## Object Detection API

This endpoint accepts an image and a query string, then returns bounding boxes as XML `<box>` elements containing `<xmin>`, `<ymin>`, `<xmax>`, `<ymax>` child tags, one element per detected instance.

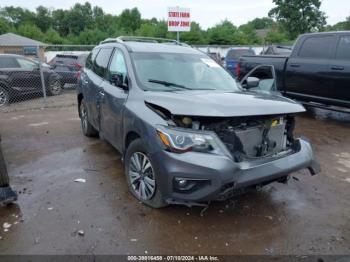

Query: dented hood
<box><xmin>144</xmin><ymin>90</ymin><xmax>305</xmax><ymax>117</ymax></box>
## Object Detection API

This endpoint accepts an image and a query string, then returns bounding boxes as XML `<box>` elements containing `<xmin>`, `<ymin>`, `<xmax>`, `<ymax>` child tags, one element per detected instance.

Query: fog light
<box><xmin>177</xmin><ymin>179</ymin><xmax>187</xmax><ymax>186</ymax></box>
<box><xmin>173</xmin><ymin>177</ymin><xmax>210</xmax><ymax>193</ymax></box>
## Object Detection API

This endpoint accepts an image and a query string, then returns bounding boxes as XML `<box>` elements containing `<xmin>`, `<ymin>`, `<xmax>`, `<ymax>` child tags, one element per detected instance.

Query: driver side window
<box><xmin>109</xmin><ymin>49</ymin><xmax>128</xmax><ymax>84</ymax></box>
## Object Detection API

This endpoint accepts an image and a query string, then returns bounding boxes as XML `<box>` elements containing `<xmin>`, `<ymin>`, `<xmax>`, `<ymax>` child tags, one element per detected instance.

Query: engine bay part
<box><xmin>172</xmin><ymin>115</ymin><xmax>295</xmax><ymax>162</ymax></box>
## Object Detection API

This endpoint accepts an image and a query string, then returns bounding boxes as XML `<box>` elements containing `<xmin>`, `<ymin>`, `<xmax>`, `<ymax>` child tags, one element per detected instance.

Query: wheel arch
<box><xmin>77</xmin><ymin>93</ymin><xmax>84</xmax><ymax>117</ymax></box>
<box><xmin>124</xmin><ymin>131</ymin><xmax>141</xmax><ymax>154</ymax></box>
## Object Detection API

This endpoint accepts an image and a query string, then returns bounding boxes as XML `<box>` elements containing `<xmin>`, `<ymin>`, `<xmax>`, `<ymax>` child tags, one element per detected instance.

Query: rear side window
<box><xmin>85</xmin><ymin>48</ymin><xmax>100</xmax><ymax>70</ymax></box>
<box><xmin>16</xmin><ymin>58</ymin><xmax>37</xmax><ymax>70</ymax></box>
<box><xmin>298</xmin><ymin>36</ymin><xmax>334</xmax><ymax>59</ymax></box>
<box><xmin>0</xmin><ymin>57</ymin><xmax>19</xmax><ymax>68</ymax></box>
<box><xmin>93</xmin><ymin>48</ymin><xmax>113</xmax><ymax>78</ymax></box>
<box><xmin>336</xmin><ymin>36</ymin><xmax>350</xmax><ymax>60</ymax></box>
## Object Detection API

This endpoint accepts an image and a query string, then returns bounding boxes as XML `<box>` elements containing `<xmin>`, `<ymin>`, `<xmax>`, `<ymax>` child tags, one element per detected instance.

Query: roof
<box><xmin>299</xmin><ymin>31</ymin><xmax>350</xmax><ymax>37</ymax></box>
<box><xmin>0</xmin><ymin>33</ymin><xmax>47</xmax><ymax>47</ymax></box>
<box><xmin>100</xmin><ymin>41</ymin><xmax>202</xmax><ymax>54</ymax></box>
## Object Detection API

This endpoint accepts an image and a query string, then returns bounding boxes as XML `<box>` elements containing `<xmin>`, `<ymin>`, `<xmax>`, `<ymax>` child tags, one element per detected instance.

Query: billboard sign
<box><xmin>167</xmin><ymin>7</ymin><xmax>191</xmax><ymax>32</ymax></box>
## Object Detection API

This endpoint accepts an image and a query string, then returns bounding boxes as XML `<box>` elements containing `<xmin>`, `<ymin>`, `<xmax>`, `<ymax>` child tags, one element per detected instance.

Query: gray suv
<box><xmin>77</xmin><ymin>36</ymin><xmax>320</xmax><ymax>208</ymax></box>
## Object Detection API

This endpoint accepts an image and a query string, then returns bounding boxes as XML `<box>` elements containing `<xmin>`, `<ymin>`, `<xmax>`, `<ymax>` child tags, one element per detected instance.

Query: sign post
<box><xmin>167</xmin><ymin>7</ymin><xmax>191</xmax><ymax>42</ymax></box>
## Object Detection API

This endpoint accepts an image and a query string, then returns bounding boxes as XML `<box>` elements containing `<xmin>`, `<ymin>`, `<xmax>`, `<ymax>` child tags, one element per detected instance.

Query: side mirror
<box><xmin>110</xmin><ymin>73</ymin><xmax>128</xmax><ymax>90</ymax></box>
<box><xmin>246</xmin><ymin>77</ymin><xmax>260</xmax><ymax>89</ymax></box>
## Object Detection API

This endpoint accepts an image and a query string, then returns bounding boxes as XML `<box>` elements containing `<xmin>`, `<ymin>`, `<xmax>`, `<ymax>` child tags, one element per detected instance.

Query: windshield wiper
<box><xmin>148</xmin><ymin>79</ymin><xmax>192</xmax><ymax>90</ymax></box>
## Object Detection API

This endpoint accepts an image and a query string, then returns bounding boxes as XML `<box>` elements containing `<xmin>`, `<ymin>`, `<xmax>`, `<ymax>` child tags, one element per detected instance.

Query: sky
<box><xmin>0</xmin><ymin>0</ymin><xmax>349</xmax><ymax>29</ymax></box>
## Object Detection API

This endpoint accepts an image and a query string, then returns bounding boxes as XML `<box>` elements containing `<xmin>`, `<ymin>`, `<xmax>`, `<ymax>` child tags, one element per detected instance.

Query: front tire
<box><xmin>47</xmin><ymin>77</ymin><xmax>62</xmax><ymax>96</ymax></box>
<box><xmin>79</xmin><ymin>99</ymin><xmax>98</xmax><ymax>137</ymax></box>
<box><xmin>124</xmin><ymin>139</ymin><xmax>167</xmax><ymax>208</ymax></box>
<box><xmin>0</xmin><ymin>86</ymin><xmax>9</xmax><ymax>107</ymax></box>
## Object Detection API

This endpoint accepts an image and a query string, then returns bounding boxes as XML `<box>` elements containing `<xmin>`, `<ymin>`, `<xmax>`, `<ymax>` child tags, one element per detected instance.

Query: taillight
<box><xmin>236</xmin><ymin>63</ymin><xmax>241</xmax><ymax>78</ymax></box>
<box><xmin>71</xmin><ymin>62</ymin><xmax>82</xmax><ymax>69</ymax></box>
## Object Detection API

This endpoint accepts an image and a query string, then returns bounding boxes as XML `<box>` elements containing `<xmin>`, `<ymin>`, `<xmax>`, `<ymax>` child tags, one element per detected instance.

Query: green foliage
<box><xmin>43</xmin><ymin>27</ymin><xmax>64</xmax><ymax>44</ymax></box>
<box><xmin>0</xmin><ymin>18</ymin><xmax>10</xmax><ymax>34</ymax></box>
<box><xmin>326</xmin><ymin>16</ymin><xmax>350</xmax><ymax>31</ymax></box>
<box><xmin>16</xmin><ymin>23</ymin><xmax>44</xmax><ymax>41</ymax></box>
<box><xmin>118</xmin><ymin>8</ymin><xmax>141</xmax><ymax>33</ymax></box>
<box><xmin>244</xmin><ymin>17</ymin><xmax>275</xmax><ymax>30</ymax></box>
<box><xmin>0</xmin><ymin>2</ymin><xmax>345</xmax><ymax>45</ymax></box>
<box><xmin>269</xmin><ymin>0</ymin><xmax>327</xmax><ymax>39</ymax></box>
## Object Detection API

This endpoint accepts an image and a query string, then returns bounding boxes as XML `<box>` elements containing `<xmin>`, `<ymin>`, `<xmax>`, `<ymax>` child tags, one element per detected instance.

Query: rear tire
<box><xmin>79</xmin><ymin>99</ymin><xmax>98</xmax><ymax>137</ymax></box>
<box><xmin>0</xmin><ymin>86</ymin><xmax>9</xmax><ymax>107</ymax></box>
<box><xmin>124</xmin><ymin>139</ymin><xmax>167</xmax><ymax>208</ymax></box>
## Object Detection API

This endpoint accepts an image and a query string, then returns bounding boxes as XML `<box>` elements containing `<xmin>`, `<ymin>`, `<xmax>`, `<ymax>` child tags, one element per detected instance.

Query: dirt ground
<box><xmin>0</xmin><ymin>104</ymin><xmax>349</xmax><ymax>255</ymax></box>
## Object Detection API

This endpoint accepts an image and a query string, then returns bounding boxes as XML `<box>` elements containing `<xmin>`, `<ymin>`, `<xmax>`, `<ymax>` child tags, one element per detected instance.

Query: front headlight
<box><xmin>156</xmin><ymin>126</ymin><xmax>231</xmax><ymax>156</ymax></box>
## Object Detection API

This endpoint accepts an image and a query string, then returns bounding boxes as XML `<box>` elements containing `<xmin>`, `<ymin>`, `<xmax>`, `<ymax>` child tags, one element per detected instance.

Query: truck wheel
<box><xmin>47</xmin><ymin>77</ymin><xmax>62</xmax><ymax>96</ymax></box>
<box><xmin>79</xmin><ymin>99</ymin><xmax>98</xmax><ymax>137</ymax></box>
<box><xmin>124</xmin><ymin>139</ymin><xmax>167</xmax><ymax>208</ymax></box>
<box><xmin>0</xmin><ymin>86</ymin><xmax>9</xmax><ymax>107</ymax></box>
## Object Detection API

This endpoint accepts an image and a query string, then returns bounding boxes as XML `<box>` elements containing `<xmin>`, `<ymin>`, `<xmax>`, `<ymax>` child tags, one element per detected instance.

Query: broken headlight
<box><xmin>156</xmin><ymin>126</ymin><xmax>230</xmax><ymax>156</ymax></box>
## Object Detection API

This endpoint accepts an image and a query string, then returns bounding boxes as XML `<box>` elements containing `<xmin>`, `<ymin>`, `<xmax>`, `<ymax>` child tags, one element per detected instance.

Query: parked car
<box><xmin>238</xmin><ymin>32</ymin><xmax>350</xmax><ymax>109</ymax></box>
<box><xmin>0</xmin><ymin>54</ymin><xmax>62</xmax><ymax>107</ymax></box>
<box><xmin>77</xmin><ymin>36</ymin><xmax>319</xmax><ymax>208</ymax></box>
<box><xmin>49</xmin><ymin>54</ymin><xmax>88</xmax><ymax>88</ymax></box>
<box><xmin>225</xmin><ymin>48</ymin><xmax>255</xmax><ymax>76</ymax></box>
<box><xmin>260</xmin><ymin>45</ymin><xmax>292</xmax><ymax>56</ymax></box>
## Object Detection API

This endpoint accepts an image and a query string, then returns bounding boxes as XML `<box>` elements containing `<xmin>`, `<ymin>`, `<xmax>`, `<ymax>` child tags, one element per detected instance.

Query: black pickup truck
<box><xmin>238</xmin><ymin>32</ymin><xmax>350</xmax><ymax>109</ymax></box>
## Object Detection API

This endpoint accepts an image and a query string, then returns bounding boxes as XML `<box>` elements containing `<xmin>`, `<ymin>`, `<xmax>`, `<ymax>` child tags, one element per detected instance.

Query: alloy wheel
<box><xmin>0</xmin><ymin>88</ymin><xmax>8</xmax><ymax>107</ymax></box>
<box><xmin>50</xmin><ymin>79</ymin><xmax>61</xmax><ymax>95</ymax></box>
<box><xmin>128</xmin><ymin>152</ymin><xmax>156</xmax><ymax>200</ymax></box>
<box><xmin>80</xmin><ymin>104</ymin><xmax>88</xmax><ymax>134</ymax></box>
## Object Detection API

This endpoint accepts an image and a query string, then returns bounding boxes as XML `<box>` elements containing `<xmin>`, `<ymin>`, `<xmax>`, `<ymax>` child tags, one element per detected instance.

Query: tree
<box><xmin>16</xmin><ymin>23</ymin><xmax>44</xmax><ymax>40</ymax></box>
<box><xmin>207</xmin><ymin>20</ymin><xmax>238</xmax><ymax>45</ymax></box>
<box><xmin>35</xmin><ymin>6</ymin><xmax>52</xmax><ymax>32</ymax></box>
<box><xmin>244</xmin><ymin>17</ymin><xmax>275</xmax><ymax>30</ymax></box>
<box><xmin>0</xmin><ymin>18</ymin><xmax>10</xmax><ymax>34</ymax></box>
<box><xmin>43</xmin><ymin>27</ymin><xmax>64</xmax><ymax>44</ymax></box>
<box><xmin>118</xmin><ymin>8</ymin><xmax>141</xmax><ymax>33</ymax></box>
<box><xmin>269</xmin><ymin>0</ymin><xmax>327</xmax><ymax>39</ymax></box>
<box><xmin>65</xmin><ymin>3</ymin><xmax>93</xmax><ymax>35</ymax></box>
<box><xmin>181</xmin><ymin>22</ymin><xmax>206</xmax><ymax>44</ymax></box>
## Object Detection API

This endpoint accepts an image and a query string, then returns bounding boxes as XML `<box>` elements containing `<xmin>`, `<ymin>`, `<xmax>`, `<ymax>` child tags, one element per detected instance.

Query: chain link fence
<box><xmin>0</xmin><ymin>45</ymin><xmax>93</xmax><ymax>112</ymax></box>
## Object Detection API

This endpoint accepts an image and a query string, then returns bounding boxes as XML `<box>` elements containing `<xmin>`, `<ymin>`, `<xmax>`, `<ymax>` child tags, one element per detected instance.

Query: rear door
<box><xmin>328</xmin><ymin>34</ymin><xmax>350</xmax><ymax>106</ymax></box>
<box><xmin>100</xmin><ymin>48</ymin><xmax>129</xmax><ymax>151</ymax></box>
<box><xmin>285</xmin><ymin>34</ymin><xmax>337</xmax><ymax>100</ymax></box>
<box><xmin>83</xmin><ymin>47</ymin><xmax>113</xmax><ymax>130</ymax></box>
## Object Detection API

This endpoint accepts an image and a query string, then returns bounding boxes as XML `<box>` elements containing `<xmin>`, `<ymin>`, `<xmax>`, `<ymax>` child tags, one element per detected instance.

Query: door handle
<box><xmin>331</xmin><ymin>66</ymin><xmax>344</xmax><ymax>71</ymax></box>
<box><xmin>83</xmin><ymin>79</ymin><xmax>89</xmax><ymax>84</ymax></box>
<box><xmin>290</xmin><ymin>64</ymin><xmax>300</xmax><ymax>68</ymax></box>
<box><xmin>99</xmin><ymin>91</ymin><xmax>105</xmax><ymax>97</ymax></box>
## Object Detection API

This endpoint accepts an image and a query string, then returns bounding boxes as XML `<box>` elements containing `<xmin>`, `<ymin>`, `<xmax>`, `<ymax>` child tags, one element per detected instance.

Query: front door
<box><xmin>100</xmin><ymin>48</ymin><xmax>129</xmax><ymax>152</ymax></box>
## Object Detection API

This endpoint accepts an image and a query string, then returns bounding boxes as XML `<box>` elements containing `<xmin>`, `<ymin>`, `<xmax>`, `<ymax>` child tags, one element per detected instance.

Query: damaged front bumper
<box><xmin>151</xmin><ymin>138</ymin><xmax>320</xmax><ymax>205</ymax></box>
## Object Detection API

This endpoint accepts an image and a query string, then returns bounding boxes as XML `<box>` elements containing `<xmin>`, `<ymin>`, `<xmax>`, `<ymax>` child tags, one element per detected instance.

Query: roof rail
<box><xmin>99</xmin><ymin>36</ymin><xmax>188</xmax><ymax>46</ymax></box>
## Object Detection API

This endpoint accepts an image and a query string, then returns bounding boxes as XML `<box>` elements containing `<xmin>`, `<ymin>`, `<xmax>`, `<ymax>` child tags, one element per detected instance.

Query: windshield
<box><xmin>132</xmin><ymin>52</ymin><xmax>240</xmax><ymax>92</ymax></box>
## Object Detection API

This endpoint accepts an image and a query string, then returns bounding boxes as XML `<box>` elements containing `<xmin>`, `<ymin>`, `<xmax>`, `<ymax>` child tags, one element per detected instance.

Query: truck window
<box><xmin>93</xmin><ymin>47</ymin><xmax>113</xmax><ymax>78</ymax></box>
<box><xmin>336</xmin><ymin>36</ymin><xmax>350</xmax><ymax>60</ymax></box>
<box><xmin>298</xmin><ymin>36</ymin><xmax>334</xmax><ymax>59</ymax></box>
